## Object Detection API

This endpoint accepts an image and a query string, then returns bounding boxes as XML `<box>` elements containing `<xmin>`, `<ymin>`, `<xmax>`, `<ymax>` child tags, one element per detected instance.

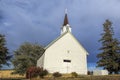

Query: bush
<box><xmin>53</xmin><ymin>72</ymin><xmax>62</xmax><ymax>77</ymax></box>
<box><xmin>71</xmin><ymin>72</ymin><xmax>78</xmax><ymax>77</ymax></box>
<box><xmin>26</xmin><ymin>66</ymin><xmax>48</xmax><ymax>79</ymax></box>
<box><xmin>39</xmin><ymin>69</ymin><xmax>48</xmax><ymax>78</ymax></box>
<box><xmin>87</xmin><ymin>71</ymin><xmax>93</xmax><ymax>75</ymax></box>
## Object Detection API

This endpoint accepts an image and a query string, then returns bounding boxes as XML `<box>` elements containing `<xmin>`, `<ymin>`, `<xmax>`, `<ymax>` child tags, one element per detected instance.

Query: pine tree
<box><xmin>97</xmin><ymin>20</ymin><xmax>120</xmax><ymax>74</ymax></box>
<box><xmin>0</xmin><ymin>34</ymin><xmax>11</xmax><ymax>69</ymax></box>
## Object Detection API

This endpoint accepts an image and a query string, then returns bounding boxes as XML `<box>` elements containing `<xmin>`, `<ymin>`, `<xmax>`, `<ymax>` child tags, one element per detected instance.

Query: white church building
<box><xmin>37</xmin><ymin>12</ymin><xmax>89</xmax><ymax>75</ymax></box>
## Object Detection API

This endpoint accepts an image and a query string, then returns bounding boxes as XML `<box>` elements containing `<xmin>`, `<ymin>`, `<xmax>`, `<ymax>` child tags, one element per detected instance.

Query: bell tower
<box><xmin>61</xmin><ymin>9</ymin><xmax>71</xmax><ymax>34</ymax></box>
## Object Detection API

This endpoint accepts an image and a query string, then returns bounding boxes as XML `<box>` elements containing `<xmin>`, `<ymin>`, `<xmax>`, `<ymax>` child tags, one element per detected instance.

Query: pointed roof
<box><xmin>44</xmin><ymin>31</ymin><xmax>88</xmax><ymax>55</ymax></box>
<box><xmin>63</xmin><ymin>10</ymin><xmax>69</xmax><ymax>26</ymax></box>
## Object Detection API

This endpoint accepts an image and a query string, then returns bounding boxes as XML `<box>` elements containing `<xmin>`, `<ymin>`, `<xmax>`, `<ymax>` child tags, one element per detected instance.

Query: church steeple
<box><xmin>63</xmin><ymin>11</ymin><xmax>69</xmax><ymax>26</ymax></box>
<box><xmin>61</xmin><ymin>9</ymin><xmax>71</xmax><ymax>35</ymax></box>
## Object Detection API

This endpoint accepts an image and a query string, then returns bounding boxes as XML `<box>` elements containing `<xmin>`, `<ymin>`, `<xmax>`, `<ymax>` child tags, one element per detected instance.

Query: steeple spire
<box><xmin>63</xmin><ymin>9</ymin><xmax>69</xmax><ymax>26</ymax></box>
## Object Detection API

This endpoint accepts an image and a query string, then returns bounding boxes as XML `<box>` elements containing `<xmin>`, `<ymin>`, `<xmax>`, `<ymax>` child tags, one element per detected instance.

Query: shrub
<box><xmin>26</xmin><ymin>66</ymin><xmax>48</xmax><ymax>79</ymax></box>
<box><xmin>26</xmin><ymin>66</ymin><xmax>38</xmax><ymax>78</ymax></box>
<box><xmin>71</xmin><ymin>72</ymin><xmax>78</xmax><ymax>77</ymax></box>
<box><xmin>87</xmin><ymin>71</ymin><xmax>93</xmax><ymax>75</ymax></box>
<box><xmin>39</xmin><ymin>69</ymin><xmax>48</xmax><ymax>78</ymax></box>
<box><xmin>53</xmin><ymin>72</ymin><xmax>62</xmax><ymax>77</ymax></box>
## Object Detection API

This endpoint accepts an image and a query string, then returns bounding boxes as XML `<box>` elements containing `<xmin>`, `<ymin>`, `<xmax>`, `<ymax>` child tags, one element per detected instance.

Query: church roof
<box><xmin>45</xmin><ymin>31</ymin><xmax>89</xmax><ymax>55</ymax></box>
<box><xmin>45</xmin><ymin>31</ymin><xmax>68</xmax><ymax>49</ymax></box>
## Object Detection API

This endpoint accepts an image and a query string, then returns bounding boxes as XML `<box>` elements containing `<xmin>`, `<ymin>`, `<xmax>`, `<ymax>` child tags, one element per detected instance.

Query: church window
<box><xmin>63</xmin><ymin>59</ymin><xmax>71</xmax><ymax>63</ymax></box>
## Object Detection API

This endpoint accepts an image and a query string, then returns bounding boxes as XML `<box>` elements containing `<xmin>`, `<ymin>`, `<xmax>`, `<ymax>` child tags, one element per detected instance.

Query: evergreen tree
<box><xmin>0</xmin><ymin>34</ymin><xmax>11</xmax><ymax>69</ymax></box>
<box><xmin>12</xmin><ymin>42</ymin><xmax>45</xmax><ymax>75</ymax></box>
<box><xmin>97</xmin><ymin>20</ymin><xmax>120</xmax><ymax>74</ymax></box>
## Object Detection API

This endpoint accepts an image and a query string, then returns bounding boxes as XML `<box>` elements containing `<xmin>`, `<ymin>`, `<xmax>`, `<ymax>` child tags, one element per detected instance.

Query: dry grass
<box><xmin>0</xmin><ymin>69</ymin><xmax>25</xmax><ymax>79</ymax></box>
<box><xmin>0</xmin><ymin>70</ymin><xmax>120</xmax><ymax>80</ymax></box>
<box><xmin>31</xmin><ymin>75</ymin><xmax>120</xmax><ymax>80</ymax></box>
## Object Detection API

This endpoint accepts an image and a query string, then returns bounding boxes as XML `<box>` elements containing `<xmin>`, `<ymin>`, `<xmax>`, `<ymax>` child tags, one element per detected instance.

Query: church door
<box><xmin>63</xmin><ymin>59</ymin><xmax>71</xmax><ymax>73</ymax></box>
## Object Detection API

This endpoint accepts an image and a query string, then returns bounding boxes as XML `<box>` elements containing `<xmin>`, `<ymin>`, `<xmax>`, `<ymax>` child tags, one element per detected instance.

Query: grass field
<box><xmin>0</xmin><ymin>69</ymin><xmax>25</xmax><ymax>79</ymax></box>
<box><xmin>0</xmin><ymin>70</ymin><xmax>120</xmax><ymax>80</ymax></box>
<box><xmin>30</xmin><ymin>75</ymin><xmax>120</xmax><ymax>80</ymax></box>
<box><xmin>1</xmin><ymin>75</ymin><xmax>120</xmax><ymax>80</ymax></box>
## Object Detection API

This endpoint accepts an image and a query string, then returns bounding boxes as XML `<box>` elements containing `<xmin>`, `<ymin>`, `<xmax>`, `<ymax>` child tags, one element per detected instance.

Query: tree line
<box><xmin>0</xmin><ymin>19</ymin><xmax>120</xmax><ymax>75</ymax></box>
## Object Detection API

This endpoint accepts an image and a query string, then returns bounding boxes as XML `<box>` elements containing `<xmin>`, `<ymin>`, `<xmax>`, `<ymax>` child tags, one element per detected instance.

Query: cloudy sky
<box><xmin>0</xmin><ymin>0</ymin><xmax>120</xmax><ymax>70</ymax></box>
